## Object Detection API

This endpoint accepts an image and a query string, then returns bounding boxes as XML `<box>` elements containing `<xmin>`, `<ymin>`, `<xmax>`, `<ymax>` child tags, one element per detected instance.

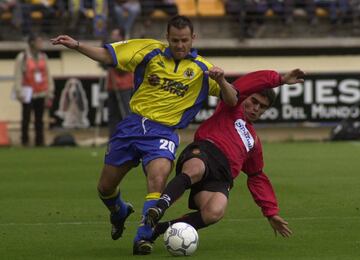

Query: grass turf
<box><xmin>0</xmin><ymin>141</ymin><xmax>360</xmax><ymax>259</ymax></box>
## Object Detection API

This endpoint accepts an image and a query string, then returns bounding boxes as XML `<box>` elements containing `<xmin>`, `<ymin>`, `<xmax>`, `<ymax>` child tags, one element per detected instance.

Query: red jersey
<box><xmin>194</xmin><ymin>70</ymin><xmax>282</xmax><ymax>217</ymax></box>
<box><xmin>22</xmin><ymin>53</ymin><xmax>49</xmax><ymax>94</ymax></box>
<box><xmin>106</xmin><ymin>68</ymin><xmax>134</xmax><ymax>91</ymax></box>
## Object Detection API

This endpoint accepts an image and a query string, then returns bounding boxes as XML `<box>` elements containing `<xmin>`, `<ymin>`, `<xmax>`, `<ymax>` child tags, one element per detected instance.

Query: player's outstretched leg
<box><xmin>150</xmin><ymin>221</ymin><xmax>171</xmax><ymax>242</ymax></box>
<box><xmin>133</xmin><ymin>239</ymin><xmax>153</xmax><ymax>255</ymax></box>
<box><xmin>144</xmin><ymin>206</ymin><xmax>164</xmax><ymax>227</ymax></box>
<box><xmin>110</xmin><ymin>202</ymin><xmax>134</xmax><ymax>240</ymax></box>
<box><xmin>152</xmin><ymin>211</ymin><xmax>208</xmax><ymax>241</ymax></box>
<box><xmin>144</xmin><ymin>173</ymin><xmax>192</xmax><ymax>227</ymax></box>
<box><xmin>98</xmin><ymin>188</ymin><xmax>134</xmax><ymax>240</ymax></box>
<box><xmin>133</xmin><ymin>192</ymin><xmax>160</xmax><ymax>255</ymax></box>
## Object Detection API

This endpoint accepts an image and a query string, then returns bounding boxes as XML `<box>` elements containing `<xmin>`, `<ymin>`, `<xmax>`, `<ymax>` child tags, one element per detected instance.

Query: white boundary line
<box><xmin>0</xmin><ymin>216</ymin><xmax>359</xmax><ymax>226</ymax></box>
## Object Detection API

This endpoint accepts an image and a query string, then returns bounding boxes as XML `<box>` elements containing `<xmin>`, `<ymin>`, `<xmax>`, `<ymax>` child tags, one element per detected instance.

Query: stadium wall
<box><xmin>1</xmin><ymin>48</ymin><xmax>360</xmax><ymax>126</ymax></box>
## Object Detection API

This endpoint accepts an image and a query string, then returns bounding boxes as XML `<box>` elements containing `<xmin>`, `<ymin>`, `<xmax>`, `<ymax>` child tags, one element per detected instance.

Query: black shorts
<box><xmin>176</xmin><ymin>140</ymin><xmax>233</xmax><ymax>210</ymax></box>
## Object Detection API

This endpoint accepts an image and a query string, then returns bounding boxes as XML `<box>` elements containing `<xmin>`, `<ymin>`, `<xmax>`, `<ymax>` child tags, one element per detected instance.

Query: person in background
<box><xmin>20</xmin><ymin>0</ymin><xmax>55</xmax><ymax>35</ymax></box>
<box><xmin>140</xmin><ymin>0</ymin><xmax>178</xmax><ymax>37</ymax></box>
<box><xmin>110</xmin><ymin>0</ymin><xmax>141</xmax><ymax>39</ymax></box>
<box><xmin>105</xmin><ymin>28</ymin><xmax>134</xmax><ymax>137</ymax></box>
<box><xmin>0</xmin><ymin>0</ymin><xmax>17</xmax><ymax>17</ymax></box>
<box><xmin>14</xmin><ymin>33</ymin><xmax>54</xmax><ymax>146</ymax></box>
<box><xmin>0</xmin><ymin>0</ymin><xmax>20</xmax><ymax>32</ymax></box>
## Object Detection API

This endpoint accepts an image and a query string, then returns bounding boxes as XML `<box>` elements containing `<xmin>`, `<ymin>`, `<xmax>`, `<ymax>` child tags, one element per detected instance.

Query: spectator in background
<box><xmin>140</xmin><ymin>0</ymin><xmax>178</xmax><ymax>37</ymax></box>
<box><xmin>109</xmin><ymin>0</ymin><xmax>141</xmax><ymax>39</ymax></box>
<box><xmin>266</xmin><ymin>0</ymin><xmax>289</xmax><ymax>24</ymax></box>
<box><xmin>0</xmin><ymin>0</ymin><xmax>16</xmax><ymax>15</ymax></box>
<box><xmin>55</xmin><ymin>0</ymin><xmax>94</xmax><ymax>35</ymax></box>
<box><xmin>104</xmin><ymin>28</ymin><xmax>134</xmax><ymax>137</ymax></box>
<box><xmin>314</xmin><ymin>0</ymin><xmax>350</xmax><ymax>25</ymax></box>
<box><xmin>13</xmin><ymin>33</ymin><xmax>54</xmax><ymax>146</ymax></box>
<box><xmin>21</xmin><ymin>0</ymin><xmax>56</xmax><ymax>35</ymax></box>
<box><xmin>226</xmin><ymin>0</ymin><xmax>269</xmax><ymax>39</ymax></box>
<box><xmin>350</xmin><ymin>0</ymin><xmax>360</xmax><ymax>33</ymax></box>
<box><xmin>281</xmin><ymin>0</ymin><xmax>317</xmax><ymax>25</ymax></box>
<box><xmin>0</xmin><ymin>0</ymin><xmax>22</xmax><ymax>30</ymax></box>
<box><xmin>141</xmin><ymin>0</ymin><xmax>178</xmax><ymax>17</ymax></box>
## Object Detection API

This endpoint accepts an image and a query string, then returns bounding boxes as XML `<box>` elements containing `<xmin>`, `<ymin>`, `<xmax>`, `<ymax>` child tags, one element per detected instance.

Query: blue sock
<box><xmin>134</xmin><ymin>192</ymin><xmax>160</xmax><ymax>242</ymax></box>
<box><xmin>99</xmin><ymin>190</ymin><xmax>128</xmax><ymax>218</ymax></box>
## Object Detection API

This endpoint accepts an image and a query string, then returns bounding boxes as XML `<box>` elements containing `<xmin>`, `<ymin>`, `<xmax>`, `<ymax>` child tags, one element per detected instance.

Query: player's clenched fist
<box><xmin>205</xmin><ymin>67</ymin><xmax>226</xmax><ymax>85</ymax></box>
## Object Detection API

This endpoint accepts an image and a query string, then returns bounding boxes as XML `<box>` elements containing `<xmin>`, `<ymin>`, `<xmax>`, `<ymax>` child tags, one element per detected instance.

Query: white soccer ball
<box><xmin>164</xmin><ymin>222</ymin><xmax>199</xmax><ymax>256</ymax></box>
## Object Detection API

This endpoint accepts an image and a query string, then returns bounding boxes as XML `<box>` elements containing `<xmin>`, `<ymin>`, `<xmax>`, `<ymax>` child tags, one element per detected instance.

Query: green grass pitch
<box><xmin>1</xmin><ymin>141</ymin><xmax>360</xmax><ymax>259</ymax></box>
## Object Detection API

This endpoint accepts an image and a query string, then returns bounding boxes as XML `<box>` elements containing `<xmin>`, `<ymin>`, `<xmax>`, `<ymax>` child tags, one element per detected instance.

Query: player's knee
<box><xmin>202</xmin><ymin>207</ymin><xmax>225</xmax><ymax>225</ymax></box>
<box><xmin>147</xmin><ymin>171</ymin><xmax>171</xmax><ymax>192</ymax></box>
<box><xmin>97</xmin><ymin>181</ymin><xmax>114</xmax><ymax>197</ymax></box>
<box><xmin>182</xmin><ymin>158</ymin><xmax>205</xmax><ymax>182</ymax></box>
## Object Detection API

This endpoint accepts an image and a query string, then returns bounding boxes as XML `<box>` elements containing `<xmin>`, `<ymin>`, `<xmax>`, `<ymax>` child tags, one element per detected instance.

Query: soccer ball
<box><xmin>164</xmin><ymin>222</ymin><xmax>199</xmax><ymax>256</ymax></box>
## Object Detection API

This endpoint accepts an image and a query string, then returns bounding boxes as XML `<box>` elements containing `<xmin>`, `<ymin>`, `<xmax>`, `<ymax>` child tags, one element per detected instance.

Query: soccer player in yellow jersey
<box><xmin>51</xmin><ymin>15</ymin><xmax>238</xmax><ymax>255</ymax></box>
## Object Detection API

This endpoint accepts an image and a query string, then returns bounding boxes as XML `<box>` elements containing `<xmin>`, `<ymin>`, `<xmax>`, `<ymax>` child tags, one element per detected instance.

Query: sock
<box><xmin>157</xmin><ymin>173</ymin><xmax>192</xmax><ymax>211</ymax></box>
<box><xmin>151</xmin><ymin>211</ymin><xmax>208</xmax><ymax>242</ymax></box>
<box><xmin>98</xmin><ymin>189</ymin><xmax>128</xmax><ymax>219</ymax></box>
<box><xmin>151</xmin><ymin>221</ymin><xmax>171</xmax><ymax>241</ymax></box>
<box><xmin>134</xmin><ymin>192</ymin><xmax>160</xmax><ymax>242</ymax></box>
<box><xmin>169</xmin><ymin>211</ymin><xmax>208</xmax><ymax>231</ymax></box>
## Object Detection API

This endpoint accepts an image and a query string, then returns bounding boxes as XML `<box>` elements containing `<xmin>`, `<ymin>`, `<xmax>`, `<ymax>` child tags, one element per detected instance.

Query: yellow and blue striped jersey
<box><xmin>104</xmin><ymin>39</ymin><xmax>220</xmax><ymax>128</ymax></box>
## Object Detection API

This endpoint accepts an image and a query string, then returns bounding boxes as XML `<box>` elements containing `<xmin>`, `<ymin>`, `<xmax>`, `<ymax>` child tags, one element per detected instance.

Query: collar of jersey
<box><xmin>163</xmin><ymin>47</ymin><xmax>198</xmax><ymax>59</ymax></box>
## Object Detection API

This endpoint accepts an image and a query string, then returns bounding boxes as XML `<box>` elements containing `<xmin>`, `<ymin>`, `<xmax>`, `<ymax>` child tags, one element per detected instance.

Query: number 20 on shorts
<box><xmin>159</xmin><ymin>139</ymin><xmax>175</xmax><ymax>154</ymax></box>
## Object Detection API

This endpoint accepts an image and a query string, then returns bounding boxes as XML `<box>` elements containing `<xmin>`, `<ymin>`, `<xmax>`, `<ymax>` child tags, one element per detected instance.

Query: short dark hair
<box><xmin>259</xmin><ymin>88</ymin><xmax>277</xmax><ymax>107</ymax></box>
<box><xmin>27</xmin><ymin>33</ymin><xmax>41</xmax><ymax>45</ymax></box>
<box><xmin>167</xmin><ymin>15</ymin><xmax>194</xmax><ymax>34</ymax></box>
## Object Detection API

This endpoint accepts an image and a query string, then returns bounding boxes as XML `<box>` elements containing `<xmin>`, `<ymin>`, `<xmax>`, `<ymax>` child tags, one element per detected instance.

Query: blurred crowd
<box><xmin>1</xmin><ymin>0</ymin><xmax>360</xmax><ymax>40</ymax></box>
<box><xmin>226</xmin><ymin>0</ymin><xmax>360</xmax><ymax>37</ymax></box>
<box><xmin>0</xmin><ymin>0</ymin><xmax>179</xmax><ymax>39</ymax></box>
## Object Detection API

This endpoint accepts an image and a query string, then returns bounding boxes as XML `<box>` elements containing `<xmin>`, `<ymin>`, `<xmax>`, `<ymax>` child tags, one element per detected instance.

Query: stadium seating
<box><xmin>175</xmin><ymin>0</ymin><xmax>197</xmax><ymax>17</ymax></box>
<box><xmin>197</xmin><ymin>0</ymin><xmax>225</xmax><ymax>17</ymax></box>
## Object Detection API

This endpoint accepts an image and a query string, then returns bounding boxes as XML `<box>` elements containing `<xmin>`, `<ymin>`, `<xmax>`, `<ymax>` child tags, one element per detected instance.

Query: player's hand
<box><xmin>205</xmin><ymin>67</ymin><xmax>226</xmax><ymax>85</ymax></box>
<box><xmin>268</xmin><ymin>215</ymin><xmax>292</xmax><ymax>238</ymax></box>
<box><xmin>281</xmin><ymin>68</ymin><xmax>305</xmax><ymax>85</ymax></box>
<box><xmin>50</xmin><ymin>35</ymin><xmax>79</xmax><ymax>50</ymax></box>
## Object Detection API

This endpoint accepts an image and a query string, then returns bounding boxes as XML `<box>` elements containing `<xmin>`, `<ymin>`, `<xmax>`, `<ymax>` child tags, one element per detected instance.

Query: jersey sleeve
<box><xmin>243</xmin><ymin>138</ymin><xmax>279</xmax><ymax>217</ymax></box>
<box><xmin>246</xmin><ymin>171</ymin><xmax>279</xmax><ymax>217</ymax></box>
<box><xmin>197</xmin><ymin>58</ymin><xmax>221</xmax><ymax>97</ymax></box>
<box><xmin>104</xmin><ymin>39</ymin><xmax>162</xmax><ymax>72</ymax></box>
<box><xmin>208</xmin><ymin>77</ymin><xmax>221</xmax><ymax>96</ymax></box>
<box><xmin>232</xmin><ymin>70</ymin><xmax>282</xmax><ymax>101</ymax></box>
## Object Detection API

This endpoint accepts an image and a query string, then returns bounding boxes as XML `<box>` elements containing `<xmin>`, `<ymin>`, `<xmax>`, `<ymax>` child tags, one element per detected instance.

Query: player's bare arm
<box><xmin>50</xmin><ymin>35</ymin><xmax>113</xmax><ymax>65</ymax></box>
<box><xmin>268</xmin><ymin>215</ymin><xmax>293</xmax><ymax>238</ymax></box>
<box><xmin>281</xmin><ymin>68</ymin><xmax>306</xmax><ymax>85</ymax></box>
<box><xmin>206</xmin><ymin>67</ymin><xmax>238</xmax><ymax>106</ymax></box>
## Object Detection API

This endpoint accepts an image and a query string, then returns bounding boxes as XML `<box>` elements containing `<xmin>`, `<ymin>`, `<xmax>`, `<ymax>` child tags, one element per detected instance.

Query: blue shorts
<box><xmin>104</xmin><ymin>113</ymin><xmax>179</xmax><ymax>169</ymax></box>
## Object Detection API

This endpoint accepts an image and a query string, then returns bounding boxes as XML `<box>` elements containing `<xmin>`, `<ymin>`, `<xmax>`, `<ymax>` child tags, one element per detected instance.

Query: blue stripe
<box><xmin>174</xmin><ymin>60</ymin><xmax>210</xmax><ymax>129</ymax></box>
<box><xmin>104</xmin><ymin>44</ymin><xmax>118</xmax><ymax>67</ymax></box>
<box><xmin>133</xmin><ymin>49</ymin><xmax>162</xmax><ymax>91</ymax></box>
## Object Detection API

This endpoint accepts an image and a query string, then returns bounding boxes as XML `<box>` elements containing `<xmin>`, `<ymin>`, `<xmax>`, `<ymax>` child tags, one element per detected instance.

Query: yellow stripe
<box><xmin>98</xmin><ymin>188</ymin><xmax>119</xmax><ymax>199</ymax></box>
<box><xmin>145</xmin><ymin>192</ymin><xmax>161</xmax><ymax>200</ymax></box>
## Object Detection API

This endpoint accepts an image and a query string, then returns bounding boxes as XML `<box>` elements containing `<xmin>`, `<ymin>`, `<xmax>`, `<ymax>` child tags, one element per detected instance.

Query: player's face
<box><xmin>32</xmin><ymin>37</ymin><xmax>43</xmax><ymax>50</ymax></box>
<box><xmin>110</xmin><ymin>29</ymin><xmax>123</xmax><ymax>41</ymax></box>
<box><xmin>167</xmin><ymin>26</ymin><xmax>195</xmax><ymax>60</ymax></box>
<box><xmin>242</xmin><ymin>93</ymin><xmax>270</xmax><ymax>122</ymax></box>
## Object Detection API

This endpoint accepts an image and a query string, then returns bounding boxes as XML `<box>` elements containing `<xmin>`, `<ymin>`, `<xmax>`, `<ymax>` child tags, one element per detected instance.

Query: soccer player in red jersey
<box><xmin>145</xmin><ymin>68</ymin><xmax>305</xmax><ymax>241</ymax></box>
